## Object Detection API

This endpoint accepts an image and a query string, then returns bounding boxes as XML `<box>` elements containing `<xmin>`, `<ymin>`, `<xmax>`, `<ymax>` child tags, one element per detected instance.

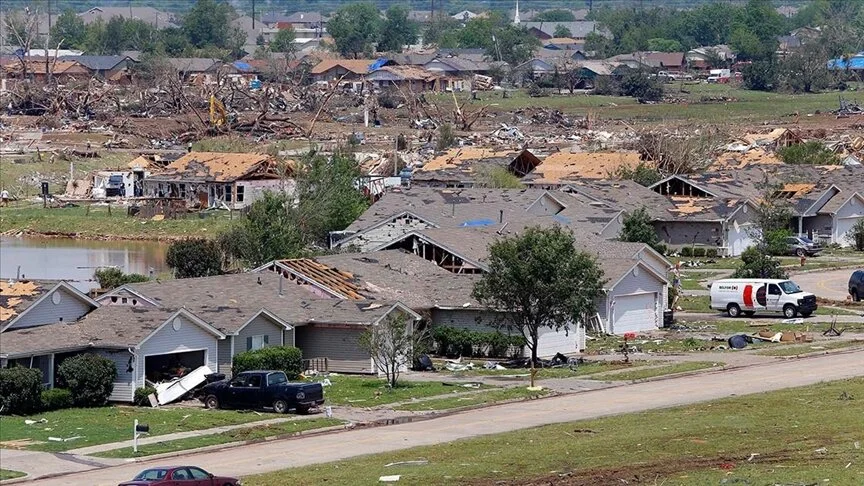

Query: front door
<box><xmin>766</xmin><ymin>284</ymin><xmax>783</xmax><ymax>311</ymax></box>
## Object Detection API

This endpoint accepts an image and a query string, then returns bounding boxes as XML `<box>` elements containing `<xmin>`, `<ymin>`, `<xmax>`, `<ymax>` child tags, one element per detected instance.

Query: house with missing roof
<box><xmin>142</xmin><ymin>152</ymin><xmax>291</xmax><ymax>209</ymax></box>
<box><xmin>410</xmin><ymin>148</ymin><xmax>543</xmax><ymax>188</ymax></box>
<box><xmin>1</xmin><ymin>273</ymin><xmax>420</xmax><ymax>401</ymax></box>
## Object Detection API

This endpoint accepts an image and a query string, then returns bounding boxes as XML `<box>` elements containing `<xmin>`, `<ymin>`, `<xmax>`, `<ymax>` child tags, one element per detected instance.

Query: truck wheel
<box><xmin>852</xmin><ymin>290</ymin><xmax>860</xmax><ymax>302</ymax></box>
<box><xmin>727</xmin><ymin>303</ymin><xmax>742</xmax><ymax>317</ymax></box>
<box><xmin>273</xmin><ymin>399</ymin><xmax>289</xmax><ymax>414</ymax></box>
<box><xmin>296</xmin><ymin>405</ymin><xmax>310</xmax><ymax>415</ymax></box>
<box><xmin>800</xmin><ymin>311</ymin><xmax>812</xmax><ymax>318</ymax></box>
<box><xmin>783</xmin><ymin>305</ymin><xmax>798</xmax><ymax>318</ymax></box>
<box><xmin>205</xmin><ymin>395</ymin><xmax>220</xmax><ymax>410</ymax></box>
<box><xmin>743</xmin><ymin>311</ymin><xmax>755</xmax><ymax>317</ymax></box>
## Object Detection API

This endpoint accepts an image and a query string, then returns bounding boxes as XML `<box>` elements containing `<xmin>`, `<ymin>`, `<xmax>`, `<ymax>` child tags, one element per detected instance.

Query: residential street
<box><xmin>792</xmin><ymin>268</ymin><xmax>859</xmax><ymax>301</ymax></box>
<box><xmin>19</xmin><ymin>349</ymin><xmax>864</xmax><ymax>486</ymax></box>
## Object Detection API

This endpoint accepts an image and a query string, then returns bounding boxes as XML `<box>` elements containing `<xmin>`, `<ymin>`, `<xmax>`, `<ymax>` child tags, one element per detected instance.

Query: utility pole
<box><xmin>252</xmin><ymin>0</ymin><xmax>256</xmax><ymax>29</ymax></box>
<box><xmin>431</xmin><ymin>0</ymin><xmax>434</xmax><ymax>21</ymax></box>
<box><xmin>129</xmin><ymin>0</ymin><xmax>133</xmax><ymax>20</ymax></box>
<box><xmin>48</xmin><ymin>0</ymin><xmax>52</xmax><ymax>31</ymax></box>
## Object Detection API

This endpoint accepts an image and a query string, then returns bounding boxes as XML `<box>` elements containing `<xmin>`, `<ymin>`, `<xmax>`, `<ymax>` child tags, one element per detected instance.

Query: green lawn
<box><xmin>393</xmin><ymin>387</ymin><xmax>551</xmax><ymax>412</ymax></box>
<box><xmin>589</xmin><ymin>361</ymin><xmax>722</xmax><ymax>381</ymax></box>
<box><xmin>312</xmin><ymin>376</ymin><xmax>491</xmax><ymax>407</ymax></box>
<box><xmin>0</xmin><ymin>406</ymin><xmax>282</xmax><ymax>452</ymax></box>
<box><xmin>0</xmin><ymin>469</ymin><xmax>26</xmax><ymax>480</ymax></box>
<box><xmin>675</xmin><ymin>294</ymin><xmax>711</xmax><ymax>312</ymax></box>
<box><xmin>0</xmin><ymin>204</ymin><xmax>234</xmax><ymax>240</ymax></box>
<box><xmin>0</xmin><ymin>153</ymin><xmax>135</xmax><ymax>198</ymax></box>
<box><xmin>243</xmin><ymin>378</ymin><xmax>864</xmax><ymax>486</ymax></box>
<box><xmin>440</xmin><ymin>360</ymin><xmax>636</xmax><ymax>379</ymax></box>
<box><xmin>94</xmin><ymin>418</ymin><xmax>342</xmax><ymax>459</ymax></box>
<box><xmin>756</xmin><ymin>339</ymin><xmax>864</xmax><ymax>357</ymax></box>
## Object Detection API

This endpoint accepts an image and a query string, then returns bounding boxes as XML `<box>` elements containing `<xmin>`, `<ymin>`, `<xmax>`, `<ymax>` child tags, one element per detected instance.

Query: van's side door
<box><xmin>766</xmin><ymin>284</ymin><xmax>783</xmax><ymax>311</ymax></box>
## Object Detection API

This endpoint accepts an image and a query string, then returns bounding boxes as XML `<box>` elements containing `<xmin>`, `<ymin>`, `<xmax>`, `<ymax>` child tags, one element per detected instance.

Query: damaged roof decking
<box><xmin>147</xmin><ymin>152</ymin><xmax>280</xmax><ymax>182</ymax></box>
<box><xmin>710</xmin><ymin>148</ymin><xmax>783</xmax><ymax>170</ymax></box>
<box><xmin>413</xmin><ymin>147</ymin><xmax>541</xmax><ymax>183</ymax></box>
<box><xmin>524</xmin><ymin>151</ymin><xmax>642</xmax><ymax>183</ymax></box>
<box><xmin>0</xmin><ymin>281</ymin><xmax>45</xmax><ymax>324</ymax></box>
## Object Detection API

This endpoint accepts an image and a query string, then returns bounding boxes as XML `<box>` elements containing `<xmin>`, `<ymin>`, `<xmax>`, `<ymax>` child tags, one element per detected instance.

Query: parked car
<box><xmin>710</xmin><ymin>278</ymin><xmax>817</xmax><ymax>318</ymax></box>
<box><xmin>199</xmin><ymin>370</ymin><xmax>324</xmax><ymax>414</ymax></box>
<box><xmin>850</xmin><ymin>269</ymin><xmax>864</xmax><ymax>301</ymax></box>
<box><xmin>118</xmin><ymin>466</ymin><xmax>240</xmax><ymax>486</ymax></box>
<box><xmin>786</xmin><ymin>236</ymin><xmax>823</xmax><ymax>257</ymax></box>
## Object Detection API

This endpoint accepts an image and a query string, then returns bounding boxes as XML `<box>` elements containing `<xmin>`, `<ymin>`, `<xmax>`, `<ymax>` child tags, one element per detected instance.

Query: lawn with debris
<box><xmin>244</xmin><ymin>378</ymin><xmax>864</xmax><ymax>486</ymax></box>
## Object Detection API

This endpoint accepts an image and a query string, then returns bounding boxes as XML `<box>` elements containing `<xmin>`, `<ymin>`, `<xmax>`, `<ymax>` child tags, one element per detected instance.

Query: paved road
<box><xmin>19</xmin><ymin>349</ymin><xmax>864</xmax><ymax>486</ymax></box>
<box><xmin>793</xmin><ymin>268</ymin><xmax>858</xmax><ymax>301</ymax></box>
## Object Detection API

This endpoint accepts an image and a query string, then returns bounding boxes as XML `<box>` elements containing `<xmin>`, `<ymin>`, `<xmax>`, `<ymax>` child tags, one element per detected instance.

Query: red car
<box><xmin>118</xmin><ymin>466</ymin><xmax>240</xmax><ymax>486</ymax></box>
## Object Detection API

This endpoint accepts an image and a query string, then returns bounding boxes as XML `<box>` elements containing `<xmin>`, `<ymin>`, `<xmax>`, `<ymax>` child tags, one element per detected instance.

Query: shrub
<box><xmin>436</xmin><ymin>123</ymin><xmax>455</xmax><ymax>151</ymax></box>
<box><xmin>56</xmin><ymin>354</ymin><xmax>117</xmax><ymax>407</ymax></box>
<box><xmin>777</xmin><ymin>141</ymin><xmax>839</xmax><ymax>166</ymax></box>
<box><xmin>166</xmin><ymin>238</ymin><xmax>223</xmax><ymax>279</ymax></box>
<box><xmin>680</xmin><ymin>246</ymin><xmax>693</xmax><ymax>257</ymax></box>
<box><xmin>41</xmin><ymin>388</ymin><xmax>73</xmax><ymax>411</ymax></box>
<box><xmin>134</xmin><ymin>386</ymin><xmax>156</xmax><ymax>407</ymax></box>
<box><xmin>732</xmin><ymin>245</ymin><xmax>788</xmax><ymax>279</ymax></box>
<box><xmin>654</xmin><ymin>243</ymin><xmax>668</xmax><ymax>256</ymax></box>
<box><xmin>693</xmin><ymin>247</ymin><xmax>707</xmax><ymax>258</ymax></box>
<box><xmin>431</xmin><ymin>326</ymin><xmax>525</xmax><ymax>358</ymax></box>
<box><xmin>848</xmin><ymin>219</ymin><xmax>864</xmax><ymax>251</ymax></box>
<box><xmin>0</xmin><ymin>367</ymin><xmax>43</xmax><ymax>415</ymax></box>
<box><xmin>232</xmin><ymin>346</ymin><xmax>303</xmax><ymax>379</ymax></box>
<box><xmin>94</xmin><ymin>267</ymin><xmax>148</xmax><ymax>290</ymax></box>
<box><xmin>706</xmin><ymin>248</ymin><xmax>719</xmax><ymax>258</ymax></box>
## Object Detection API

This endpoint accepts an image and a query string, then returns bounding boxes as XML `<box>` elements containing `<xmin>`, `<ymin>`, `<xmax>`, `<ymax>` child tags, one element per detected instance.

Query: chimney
<box><xmin>278</xmin><ymin>274</ymin><xmax>284</xmax><ymax>296</ymax></box>
<box><xmin>499</xmin><ymin>209</ymin><xmax>504</xmax><ymax>223</ymax></box>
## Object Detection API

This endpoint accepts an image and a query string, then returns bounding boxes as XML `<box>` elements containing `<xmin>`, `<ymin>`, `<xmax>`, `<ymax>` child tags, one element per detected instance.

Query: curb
<box><xmin>788</xmin><ymin>263</ymin><xmax>863</xmax><ymax>275</ymax></box>
<box><xmin>0</xmin><ymin>473</ymin><xmax>31</xmax><ymax>485</ymax></box>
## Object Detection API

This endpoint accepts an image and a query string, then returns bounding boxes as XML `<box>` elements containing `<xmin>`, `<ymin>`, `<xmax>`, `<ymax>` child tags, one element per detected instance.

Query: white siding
<box><xmin>294</xmin><ymin>326</ymin><xmax>373</xmax><ymax>374</ymax></box>
<box><xmin>608</xmin><ymin>264</ymin><xmax>665</xmax><ymax>333</ymax></box>
<box><xmin>834</xmin><ymin>197</ymin><xmax>864</xmax><ymax>247</ymax></box>
<box><xmin>7</xmin><ymin>287</ymin><xmax>94</xmax><ymax>330</ymax></box>
<box><xmin>430</xmin><ymin>309</ymin><xmax>499</xmax><ymax>333</ymax></box>
<box><xmin>138</xmin><ymin>314</ymin><xmax>219</xmax><ymax>388</ymax></box>
<box><xmin>95</xmin><ymin>349</ymin><xmax>136</xmax><ymax>402</ymax></box>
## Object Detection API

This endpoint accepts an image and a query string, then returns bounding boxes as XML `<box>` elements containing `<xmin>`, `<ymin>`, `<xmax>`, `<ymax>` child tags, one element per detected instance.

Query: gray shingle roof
<box><xmin>522</xmin><ymin>21</ymin><xmax>608</xmax><ymax>39</ymax></box>
<box><xmin>58</xmin><ymin>55</ymin><xmax>131</xmax><ymax>71</ymax></box>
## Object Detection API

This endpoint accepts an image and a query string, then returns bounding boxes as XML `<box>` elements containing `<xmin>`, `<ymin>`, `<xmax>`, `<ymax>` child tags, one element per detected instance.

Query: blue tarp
<box><xmin>368</xmin><ymin>58</ymin><xmax>389</xmax><ymax>72</ymax></box>
<box><xmin>827</xmin><ymin>55</ymin><xmax>864</xmax><ymax>70</ymax></box>
<box><xmin>460</xmin><ymin>218</ymin><xmax>496</xmax><ymax>227</ymax></box>
<box><xmin>233</xmin><ymin>61</ymin><xmax>252</xmax><ymax>72</ymax></box>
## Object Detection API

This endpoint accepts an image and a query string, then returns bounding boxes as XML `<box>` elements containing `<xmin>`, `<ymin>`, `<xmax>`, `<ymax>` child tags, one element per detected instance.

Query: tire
<box><xmin>727</xmin><ymin>303</ymin><xmax>742</xmax><ymax>318</ymax></box>
<box><xmin>796</xmin><ymin>248</ymin><xmax>805</xmax><ymax>257</ymax></box>
<box><xmin>743</xmin><ymin>311</ymin><xmax>755</xmax><ymax>317</ymax></box>
<box><xmin>800</xmin><ymin>311</ymin><xmax>812</xmax><ymax>318</ymax></box>
<box><xmin>204</xmin><ymin>395</ymin><xmax>220</xmax><ymax>410</ymax></box>
<box><xmin>783</xmin><ymin>304</ymin><xmax>798</xmax><ymax>318</ymax></box>
<box><xmin>852</xmin><ymin>289</ymin><xmax>860</xmax><ymax>302</ymax></box>
<box><xmin>296</xmin><ymin>405</ymin><xmax>310</xmax><ymax>415</ymax></box>
<box><xmin>273</xmin><ymin>399</ymin><xmax>289</xmax><ymax>414</ymax></box>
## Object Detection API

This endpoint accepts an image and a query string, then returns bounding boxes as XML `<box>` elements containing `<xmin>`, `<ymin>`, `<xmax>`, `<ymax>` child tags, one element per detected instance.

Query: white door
<box><xmin>728</xmin><ymin>221</ymin><xmax>756</xmax><ymax>256</ymax></box>
<box><xmin>535</xmin><ymin>327</ymin><xmax>577</xmax><ymax>357</ymax></box>
<box><xmin>612</xmin><ymin>293</ymin><xmax>658</xmax><ymax>334</ymax></box>
<box><xmin>836</xmin><ymin>216</ymin><xmax>861</xmax><ymax>247</ymax></box>
<box><xmin>766</xmin><ymin>283</ymin><xmax>783</xmax><ymax>311</ymax></box>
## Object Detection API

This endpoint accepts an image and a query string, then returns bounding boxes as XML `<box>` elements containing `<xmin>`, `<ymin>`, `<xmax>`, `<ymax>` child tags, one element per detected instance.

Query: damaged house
<box><xmin>411</xmin><ymin>148</ymin><xmax>542</xmax><ymax>188</ymax></box>
<box><xmin>142</xmin><ymin>152</ymin><xmax>292</xmax><ymax>209</ymax></box>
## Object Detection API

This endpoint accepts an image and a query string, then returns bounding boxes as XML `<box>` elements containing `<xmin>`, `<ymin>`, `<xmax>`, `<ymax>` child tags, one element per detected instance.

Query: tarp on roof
<box><xmin>233</xmin><ymin>61</ymin><xmax>252</xmax><ymax>71</ymax></box>
<box><xmin>369</xmin><ymin>58</ymin><xmax>389</xmax><ymax>71</ymax></box>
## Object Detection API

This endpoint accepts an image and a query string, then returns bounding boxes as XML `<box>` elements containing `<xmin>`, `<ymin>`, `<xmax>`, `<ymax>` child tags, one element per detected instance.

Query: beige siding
<box><xmin>138</xmin><ymin>314</ymin><xmax>219</xmax><ymax>388</ymax></box>
<box><xmin>430</xmin><ymin>309</ymin><xmax>499</xmax><ymax>333</ymax></box>
<box><xmin>294</xmin><ymin>326</ymin><xmax>372</xmax><ymax>374</ymax></box>
<box><xmin>217</xmin><ymin>337</ymin><xmax>233</xmax><ymax>377</ymax></box>
<box><xmin>95</xmin><ymin>349</ymin><xmax>136</xmax><ymax>402</ymax></box>
<box><xmin>235</xmin><ymin>315</ymin><xmax>285</xmax><ymax>354</ymax></box>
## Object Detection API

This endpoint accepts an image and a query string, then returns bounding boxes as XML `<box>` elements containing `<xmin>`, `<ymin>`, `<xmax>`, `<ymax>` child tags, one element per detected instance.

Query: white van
<box><xmin>710</xmin><ymin>278</ymin><xmax>817</xmax><ymax>318</ymax></box>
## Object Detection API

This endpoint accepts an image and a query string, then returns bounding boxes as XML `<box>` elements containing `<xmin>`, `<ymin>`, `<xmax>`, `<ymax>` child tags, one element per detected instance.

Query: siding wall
<box><xmin>337</xmin><ymin>215</ymin><xmax>433</xmax><ymax>251</ymax></box>
<box><xmin>654</xmin><ymin>221</ymin><xmax>723</xmax><ymax>247</ymax></box>
<box><xmin>235</xmin><ymin>315</ymin><xmax>285</xmax><ymax>353</ymax></box>
<box><xmin>95</xmin><ymin>349</ymin><xmax>136</xmax><ymax>402</ymax></box>
<box><xmin>834</xmin><ymin>197</ymin><xmax>864</xmax><ymax>244</ymax></box>
<box><xmin>98</xmin><ymin>289</ymin><xmax>154</xmax><ymax>308</ymax></box>
<box><xmin>284</xmin><ymin>328</ymin><xmax>295</xmax><ymax>347</ymax></box>
<box><xmin>802</xmin><ymin>214</ymin><xmax>833</xmax><ymax>238</ymax></box>
<box><xmin>608</xmin><ymin>265</ymin><xmax>666</xmax><ymax>329</ymax></box>
<box><xmin>526</xmin><ymin>194</ymin><xmax>565</xmax><ymax>216</ymax></box>
<box><xmin>294</xmin><ymin>326</ymin><xmax>372</xmax><ymax>374</ymax></box>
<box><xmin>138</xmin><ymin>314</ymin><xmax>219</xmax><ymax>388</ymax></box>
<box><xmin>8</xmin><ymin>287</ymin><xmax>94</xmax><ymax>329</ymax></box>
<box><xmin>430</xmin><ymin>309</ymin><xmax>500</xmax><ymax>333</ymax></box>
<box><xmin>217</xmin><ymin>337</ymin><xmax>233</xmax><ymax>377</ymax></box>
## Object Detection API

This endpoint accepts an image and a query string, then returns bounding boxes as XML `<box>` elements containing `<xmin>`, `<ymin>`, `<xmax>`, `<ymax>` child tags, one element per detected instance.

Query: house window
<box><xmin>179</xmin><ymin>184</ymin><xmax>187</xmax><ymax>198</ymax></box>
<box><xmin>236</xmin><ymin>185</ymin><xmax>245</xmax><ymax>203</ymax></box>
<box><xmin>225</xmin><ymin>185</ymin><xmax>233</xmax><ymax>202</ymax></box>
<box><xmin>121</xmin><ymin>297</ymin><xmax>128</xmax><ymax>304</ymax></box>
<box><xmin>248</xmin><ymin>334</ymin><xmax>268</xmax><ymax>350</ymax></box>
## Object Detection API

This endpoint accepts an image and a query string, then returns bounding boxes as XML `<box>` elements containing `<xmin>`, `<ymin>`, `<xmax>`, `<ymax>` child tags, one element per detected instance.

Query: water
<box><xmin>0</xmin><ymin>236</ymin><xmax>169</xmax><ymax>291</ymax></box>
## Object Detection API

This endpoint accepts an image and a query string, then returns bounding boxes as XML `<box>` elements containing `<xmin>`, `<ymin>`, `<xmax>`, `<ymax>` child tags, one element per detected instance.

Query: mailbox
<box><xmin>135</xmin><ymin>423</ymin><xmax>149</xmax><ymax>433</ymax></box>
<box><xmin>41</xmin><ymin>182</ymin><xmax>49</xmax><ymax>196</ymax></box>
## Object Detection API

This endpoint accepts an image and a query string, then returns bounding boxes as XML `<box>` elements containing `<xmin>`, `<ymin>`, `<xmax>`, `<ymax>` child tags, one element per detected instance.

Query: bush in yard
<box><xmin>706</xmin><ymin>248</ymin><xmax>719</xmax><ymax>258</ymax></box>
<box><xmin>432</xmin><ymin>326</ymin><xmax>525</xmax><ymax>358</ymax></box>
<box><xmin>232</xmin><ymin>346</ymin><xmax>303</xmax><ymax>379</ymax></box>
<box><xmin>56</xmin><ymin>354</ymin><xmax>117</xmax><ymax>407</ymax></box>
<box><xmin>166</xmin><ymin>238</ymin><xmax>223</xmax><ymax>279</ymax></box>
<box><xmin>849</xmin><ymin>219</ymin><xmax>864</xmax><ymax>251</ymax></box>
<box><xmin>777</xmin><ymin>141</ymin><xmax>839</xmax><ymax>166</ymax></box>
<box><xmin>41</xmin><ymin>388</ymin><xmax>73</xmax><ymax>411</ymax></box>
<box><xmin>732</xmin><ymin>246</ymin><xmax>788</xmax><ymax>279</ymax></box>
<box><xmin>692</xmin><ymin>247</ymin><xmax>706</xmax><ymax>258</ymax></box>
<box><xmin>0</xmin><ymin>367</ymin><xmax>43</xmax><ymax>415</ymax></box>
<box><xmin>680</xmin><ymin>247</ymin><xmax>693</xmax><ymax>257</ymax></box>
<box><xmin>134</xmin><ymin>386</ymin><xmax>156</xmax><ymax>407</ymax></box>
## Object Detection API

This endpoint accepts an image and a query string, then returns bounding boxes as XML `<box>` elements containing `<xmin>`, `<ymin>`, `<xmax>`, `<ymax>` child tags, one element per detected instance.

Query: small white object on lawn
<box><xmin>379</xmin><ymin>475</ymin><xmax>401</xmax><ymax>482</ymax></box>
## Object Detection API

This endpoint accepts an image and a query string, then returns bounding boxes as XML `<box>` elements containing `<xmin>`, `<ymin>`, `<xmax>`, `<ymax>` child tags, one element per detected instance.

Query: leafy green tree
<box><xmin>553</xmin><ymin>25</ymin><xmax>572</xmax><ymax>38</ymax></box>
<box><xmin>327</xmin><ymin>2</ymin><xmax>382</xmax><ymax>58</ymax></box>
<box><xmin>742</xmin><ymin>59</ymin><xmax>779</xmax><ymax>91</ymax></box>
<box><xmin>359</xmin><ymin>314</ymin><xmax>427</xmax><ymax>388</ymax></box>
<box><xmin>781</xmin><ymin>42</ymin><xmax>832</xmax><ymax>93</ymax></box>
<box><xmin>94</xmin><ymin>267</ymin><xmax>149</xmax><ymax>290</ymax></box>
<box><xmin>166</xmin><ymin>238</ymin><xmax>223</xmax><ymax>279</ymax></box>
<box><xmin>472</xmin><ymin>226</ymin><xmax>605</xmax><ymax>370</ymax></box>
<box><xmin>754</xmin><ymin>187</ymin><xmax>794</xmax><ymax>256</ymax></box>
<box><xmin>423</xmin><ymin>16</ymin><xmax>461</xmax><ymax>48</ymax></box>
<box><xmin>618</xmin><ymin>207</ymin><xmax>663</xmax><ymax>252</ymax></box>
<box><xmin>732</xmin><ymin>246</ymin><xmax>787</xmax><ymax>279</ymax></box>
<box><xmin>619</xmin><ymin>70</ymin><xmax>664</xmax><ymax>101</ymax></box>
<box><xmin>270</xmin><ymin>27</ymin><xmax>297</xmax><ymax>56</ymax></box>
<box><xmin>51</xmin><ymin>9</ymin><xmax>87</xmax><ymax>49</ymax></box>
<box><xmin>534</xmin><ymin>9</ymin><xmax>576</xmax><ymax>22</ymax></box>
<box><xmin>614</xmin><ymin>161</ymin><xmax>662</xmax><ymax>187</ymax></box>
<box><xmin>183</xmin><ymin>0</ymin><xmax>244</xmax><ymax>55</ymax></box>
<box><xmin>82</xmin><ymin>18</ymin><xmax>108</xmax><ymax>55</ymax></box>
<box><xmin>104</xmin><ymin>15</ymin><xmax>126</xmax><ymax>55</ymax></box>
<box><xmin>646</xmin><ymin>38</ymin><xmax>683</xmax><ymax>52</ymax></box>
<box><xmin>777</xmin><ymin>141</ymin><xmax>839</xmax><ymax>165</ymax></box>
<box><xmin>486</xmin><ymin>24</ymin><xmax>541</xmax><ymax>65</ymax></box>
<box><xmin>730</xmin><ymin>26</ymin><xmax>767</xmax><ymax>61</ymax></box>
<box><xmin>218</xmin><ymin>192</ymin><xmax>304</xmax><ymax>267</ymax></box>
<box><xmin>740</xmin><ymin>0</ymin><xmax>788</xmax><ymax>44</ymax></box>
<box><xmin>848</xmin><ymin>219</ymin><xmax>864</xmax><ymax>251</ymax></box>
<box><xmin>158</xmin><ymin>27</ymin><xmax>191</xmax><ymax>55</ymax></box>
<box><xmin>123</xmin><ymin>18</ymin><xmax>157</xmax><ymax>52</ymax></box>
<box><xmin>378</xmin><ymin>5</ymin><xmax>419</xmax><ymax>53</ymax></box>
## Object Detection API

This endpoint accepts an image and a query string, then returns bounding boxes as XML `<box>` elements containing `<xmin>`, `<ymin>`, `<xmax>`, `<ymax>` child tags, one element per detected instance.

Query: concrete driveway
<box><xmin>792</xmin><ymin>268</ymin><xmax>859</xmax><ymax>301</ymax></box>
<box><xmin>19</xmin><ymin>349</ymin><xmax>864</xmax><ymax>486</ymax></box>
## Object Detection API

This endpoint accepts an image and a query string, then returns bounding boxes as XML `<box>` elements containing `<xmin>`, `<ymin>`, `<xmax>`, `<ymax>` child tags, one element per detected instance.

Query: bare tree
<box><xmin>358</xmin><ymin>314</ymin><xmax>426</xmax><ymax>388</ymax></box>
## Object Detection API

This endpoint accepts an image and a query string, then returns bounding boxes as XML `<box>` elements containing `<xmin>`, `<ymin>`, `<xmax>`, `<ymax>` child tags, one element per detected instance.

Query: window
<box><xmin>236</xmin><ymin>185</ymin><xmax>245</xmax><ymax>203</ymax></box>
<box><xmin>225</xmin><ymin>184</ymin><xmax>233</xmax><ymax>202</ymax></box>
<box><xmin>246</xmin><ymin>375</ymin><xmax>262</xmax><ymax>387</ymax></box>
<box><xmin>179</xmin><ymin>184</ymin><xmax>187</xmax><ymax>198</ymax></box>
<box><xmin>249</xmin><ymin>334</ymin><xmax>268</xmax><ymax>350</ymax></box>
<box><xmin>768</xmin><ymin>284</ymin><xmax>782</xmax><ymax>295</ymax></box>
<box><xmin>779</xmin><ymin>281</ymin><xmax>801</xmax><ymax>294</ymax></box>
<box><xmin>187</xmin><ymin>467</ymin><xmax>210</xmax><ymax>480</ymax></box>
<box><xmin>171</xmin><ymin>469</ymin><xmax>190</xmax><ymax>480</ymax></box>
<box><xmin>267</xmin><ymin>372</ymin><xmax>288</xmax><ymax>386</ymax></box>
<box><xmin>230</xmin><ymin>375</ymin><xmax>247</xmax><ymax>387</ymax></box>
<box><xmin>121</xmin><ymin>297</ymin><xmax>128</xmax><ymax>304</ymax></box>
<box><xmin>133</xmin><ymin>469</ymin><xmax>168</xmax><ymax>480</ymax></box>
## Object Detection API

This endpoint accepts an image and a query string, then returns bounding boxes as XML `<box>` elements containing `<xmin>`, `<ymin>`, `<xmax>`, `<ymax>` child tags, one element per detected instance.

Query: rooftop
<box><xmin>149</xmin><ymin>152</ymin><xmax>279</xmax><ymax>182</ymax></box>
<box><xmin>524</xmin><ymin>151</ymin><xmax>642</xmax><ymax>183</ymax></box>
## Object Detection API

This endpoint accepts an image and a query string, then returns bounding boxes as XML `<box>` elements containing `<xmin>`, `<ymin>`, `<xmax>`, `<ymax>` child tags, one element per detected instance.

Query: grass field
<box><xmin>244</xmin><ymin>377</ymin><xmax>864</xmax><ymax>486</ymax></box>
<box><xmin>311</xmin><ymin>376</ymin><xmax>492</xmax><ymax>407</ymax></box>
<box><xmin>0</xmin><ymin>153</ymin><xmax>135</xmax><ymax>198</ymax></box>
<box><xmin>0</xmin><ymin>469</ymin><xmax>25</xmax><ymax>480</ymax></box>
<box><xmin>393</xmin><ymin>387</ymin><xmax>551</xmax><ymax>412</ymax></box>
<box><xmin>756</xmin><ymin>339</ymin><xmax>864</xmax><ymax>357</ymax></box>
<box><xmin>589</xmin><ymin>361</ymin><xmax>722</xmax><ymax>381</ymax></box>
<box><xmin>94</xmin><ymin>418</ymin><xmax>342</xmax><ymax>459</ymax></box>
<box><xmin>0</xmin><ymin>406</ymin><xmax>281</xmax><ymax>452</ymax></box>
<box><xmin>0</xmin><ymin>204</ymin><xmax>234</xmax><ymax>240</ymax></box>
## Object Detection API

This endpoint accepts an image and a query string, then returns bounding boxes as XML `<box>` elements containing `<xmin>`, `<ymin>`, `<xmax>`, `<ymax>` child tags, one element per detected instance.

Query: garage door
<box><xmin>728</xmin><ymin>222</ymin><xmax>756</xmax><ymax>256</ymax></box>
<box><xmin>535</xmin><ymin>327</ymin><xmax>577</xmax><ymax>358</ymax></box>
<box><xmin>836</xmin><ymin>217</ymin><xmax>861</xmax><ymax>247</ymax></box>
<box><xmin>612</xmin><ymin>293</ymin><xmax>658</xmax><ymax>334</ymax></box>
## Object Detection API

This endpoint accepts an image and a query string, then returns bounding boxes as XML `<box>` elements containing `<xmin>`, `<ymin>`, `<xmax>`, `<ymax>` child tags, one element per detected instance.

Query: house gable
<box><xmin>527</xmin><ymin>192</ymin><xmax>566</xmax><ymax>216</ymax></box>
<box><xmin>650</xmin><ymin>176</ymin><xmax>717</xmax><ymax>198</ymax></box>
<box><xmin>332</xmin><ymin>211</ymin><xmax>438</xmax><ymax>251</ymax></box>
<box><xmin>96</xmin><ymin>288</ymin><xmax>158</xmax><ymax>308</ymax></box>
<box><xmin>375</xmin><ymin>232</ymin><xmax>487</xmax><ymax>274</ymax></box>
<box><xmin>234</xmin><ymin>310</ymin><xmax>290</xmax><ymax>354</ymax></box>
<box><xmin>2</xmin><ymin>282</ymin><xmax>98</xmax><ymax>332</ymax></box>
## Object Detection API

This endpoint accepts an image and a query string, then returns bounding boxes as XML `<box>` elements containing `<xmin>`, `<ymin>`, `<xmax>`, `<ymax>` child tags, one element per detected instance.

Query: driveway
<box><xmin>793</xmin><ymin>268</ymin><xmax>858</xmax><ymax>301</ymax></box>
<box><xmin>19</xmin><ymin>349</ymin><xmax>864</xmax><ymax>486</ymax></box>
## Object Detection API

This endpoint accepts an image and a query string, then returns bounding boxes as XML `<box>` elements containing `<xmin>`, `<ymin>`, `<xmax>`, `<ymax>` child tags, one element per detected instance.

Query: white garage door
<box><xmin>728</xmin><ymin>222</ymin><xmax>757</xmax><ymax>256</ymax></box>
<box><xmin>836</xmin><ymin>217</ymin><xmax>861</xmax><ymax>247</ymax></box>
<box><xmin>535</xmin><ymin>327</ymin><xmax>579</xmax><ymax>358</ymax></box>
<box><xmin>612</xmin><ymin>293</ymin><xmax>658</xmax><ymax>334</ymax></box>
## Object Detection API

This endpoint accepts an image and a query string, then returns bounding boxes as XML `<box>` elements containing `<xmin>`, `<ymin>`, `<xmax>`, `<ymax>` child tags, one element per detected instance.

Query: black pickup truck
<box><xmin>199</xmin><ymin>370</ymin><xmax>324</xmax><ymax>414</ymax></box>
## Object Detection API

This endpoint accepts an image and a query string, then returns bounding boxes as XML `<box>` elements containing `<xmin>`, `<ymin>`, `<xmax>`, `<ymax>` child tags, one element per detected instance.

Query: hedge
<box><xmin>0</xmin><ymin>367</ymin><xmax>43</xmax><ymax>415</ymax></box>
<box><xmin>134</xmin><ymin>386</ymin><xmax>157</xmax><ymax>407</ymax></box>
<box><xmin>232</xmin><ymin>346</ymin><xmax>303</xmax><ymax>379</ymax></box>
<box><xmin>431</xmin><ymin>326</ymin><xmax>526</xmax><ymax>358</ymax></box>
<box><xmin>41</xmin><ymin>388</ymin><xmax>73</xmax><ymax>411</ymax></box>
<box><xmin>56</xmin><ymin>354</ymin><xmax>117</xmax><ymax>407</ymax></box>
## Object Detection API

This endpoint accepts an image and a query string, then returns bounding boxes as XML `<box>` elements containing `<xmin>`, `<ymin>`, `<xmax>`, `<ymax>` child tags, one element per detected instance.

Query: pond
<box><xmin>0</xmin><ymin>236</ymin><xmax>169</xmax><ymax>291</ymax></box>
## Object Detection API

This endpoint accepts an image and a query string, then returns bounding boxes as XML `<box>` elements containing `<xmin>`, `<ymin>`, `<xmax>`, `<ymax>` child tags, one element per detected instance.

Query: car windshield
<box><xmin>799</xmin><ymin>237</ymin><xmax>814</xmax><ymax>244</ymax></box>
<box><xmin>779</xmin><ymin>281</ymin><xmax>802</xmax><ymax>294</ymax></box>
<box><xmin>133</xmin><ymin>469</ymin><xmax>169</xmax><ymax>480</ymax></box>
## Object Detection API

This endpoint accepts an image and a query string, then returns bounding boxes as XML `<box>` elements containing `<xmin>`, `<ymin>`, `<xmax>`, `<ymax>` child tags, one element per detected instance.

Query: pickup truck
<box><xmin>199</xmin><ymin>370</ymin><xmax>324</xmax><ymax>414</ymax></box>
